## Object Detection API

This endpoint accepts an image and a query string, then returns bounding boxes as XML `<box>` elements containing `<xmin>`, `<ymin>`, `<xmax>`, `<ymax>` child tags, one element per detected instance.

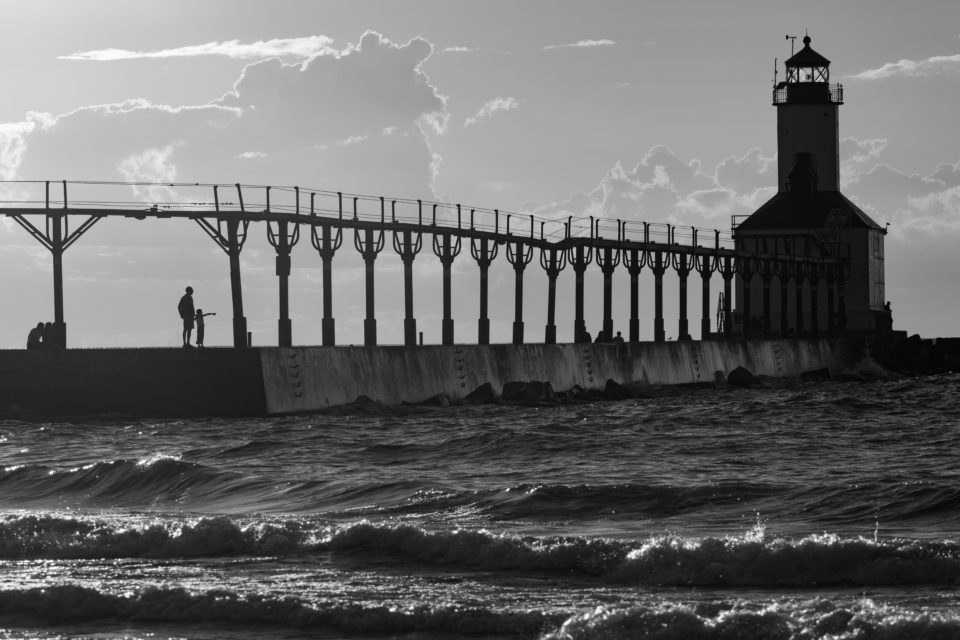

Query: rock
<box><xmin>603</xmin><ymin>379</ymin><xmax>632</xmax><ymax>400</ymax></box>
<box><xmin>464</xmin><ymin>382</ymin><xmax>501</xmax><ymax>404</ymax></box>
<box><xmin>727</xmin><ymin>366</ymin><xmax>760</xmax><ymax>388</ymax></box>
<box><xmin>800</xmin><ymin>367</ymin><xmax>832</xmax><ymax>381</ymax></box>
<box><xmin>415</xmin><ymin>393</ymin><xmax>450</xmax><ymax>407</ymax></box>
<box><xmin>529</xmin><ymin>380</ymin><xmax>557</xmax><ymax>403</ymax></box>
<box><xmin>353</xmin><ymin>394</ymin><xmax>378</xmax><ymax>405</ymax></box>
<box><xmin>561</xmin><ymin>385</ymin><xmax>589</xmax><ymax>403</ymax></box>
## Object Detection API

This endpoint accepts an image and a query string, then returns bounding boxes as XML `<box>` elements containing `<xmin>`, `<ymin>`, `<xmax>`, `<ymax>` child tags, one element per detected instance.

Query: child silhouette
<box><xmin>195</xmin><ymin>309</ymin><xmax>216</xmax><ymax>347</ymax></box>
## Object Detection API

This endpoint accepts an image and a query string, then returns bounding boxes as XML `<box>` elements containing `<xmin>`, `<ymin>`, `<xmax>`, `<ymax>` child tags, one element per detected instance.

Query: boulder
<box><xmin>727</xmin><ymin>366</ymin><xmax>760</xmax><ymax>388</ymax></box>
<box><xmin>528</xmin><ymin>380</ymin><xmax>557</xmax><ymax>403</ymax></box>
<box><xmin>603</xmin><ymin>379</ymin><xmax>632</xmax><ymax>400</ymax></box>
<box><xmin>415</xmin><ymin>393</ymin><xmax>451</xmax><ymax>407</ymax></box>
<box><xmin>464</xmin><ymin>382</ymin><xmax>501</xmax><ymax>404</ymax></box>
<box><xmin>561</xmin><ymin>385</ymin><xmax>590</xmax><ymax>403</ymax></box>
<box><xmin>800</xmin><ymin>367</ymin><xmax>832</xmax><ymax>381</ymax></box>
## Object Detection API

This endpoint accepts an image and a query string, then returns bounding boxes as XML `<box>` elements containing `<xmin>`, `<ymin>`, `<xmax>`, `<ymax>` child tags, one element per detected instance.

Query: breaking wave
<box><xmin>2</xmin><ymin>515</ymin><xmax>960</xmax><ymax>587</ymax></box>
<box><xmin>2</xmin><ymin>585</ymin><xmax>959</xmax><ymax>639</ymax></box>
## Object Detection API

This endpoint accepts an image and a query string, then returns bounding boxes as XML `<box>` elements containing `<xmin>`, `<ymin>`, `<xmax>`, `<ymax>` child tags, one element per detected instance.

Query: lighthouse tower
<box><xmin>735</xmin><ymin>35</ymin><xmax>886</xmax><ymax>335</ymax></box>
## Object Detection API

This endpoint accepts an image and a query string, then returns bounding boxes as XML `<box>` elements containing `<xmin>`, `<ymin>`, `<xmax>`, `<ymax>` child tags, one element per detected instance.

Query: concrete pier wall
<box><xmin>0</xmin><ymin>348</ymin><xmax>266</xmax><ymax>417</ymax></box>
<box><xmin>0</xmin><ymin>339</ymin><xmax>848</xmax><ymax>417</ymax></box>
<box><xmin>260</xmin><ymin>339</ymin><xmax>847</xmax><ymax>414</ymax></box>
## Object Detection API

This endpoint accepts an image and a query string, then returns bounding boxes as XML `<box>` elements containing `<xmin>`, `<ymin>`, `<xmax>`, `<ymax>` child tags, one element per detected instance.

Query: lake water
<box><xmin>1</xmin><ymin>373</ymin><xmax>959</xmax><ymax>639</ymax></box>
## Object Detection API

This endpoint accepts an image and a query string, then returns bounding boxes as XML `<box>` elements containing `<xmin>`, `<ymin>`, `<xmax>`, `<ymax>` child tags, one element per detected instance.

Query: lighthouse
<box><xmin>735</xmin><ymin>35</ymin><xmax>886</xmax><ymax>336</ymax></box>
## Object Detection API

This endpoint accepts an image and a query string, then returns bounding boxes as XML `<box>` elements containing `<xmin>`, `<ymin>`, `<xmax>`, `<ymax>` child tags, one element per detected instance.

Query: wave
<box><xmin>7</xmin><ymin>514</ymin><xmax>957</xmax><ymax>588</ymax></box>
<box><xmin>0</xmin><ymin>456</ymin><xmax>276</xmax><ymax>511</ymax></box>
<box><xmin>0</xmin><ymin>515</ymin><xmax>309</xmax><ymax>559</ymax></box>
<box><xmin>320</xmin><ymin>523</ymin><xmax>960</xmax><ymax>586</ymax></box>
<box><xmin>5</xmin><ymin>451</ymin><xmax>960</xmax><ymax>531</ymax></box>
<box><xmin>545</xmin><ymin>600</ymin><xmax>960</xmax><ymax>640</ymax></box>
<box><xmin>2</xmin><ymin>585</ymin><xmax>959</xmax><ymax>639</ymax></box>
<box><xmin>0</xmin><ymin>585</ymin><xmax>557</xmax><ymax>635</ymax></box>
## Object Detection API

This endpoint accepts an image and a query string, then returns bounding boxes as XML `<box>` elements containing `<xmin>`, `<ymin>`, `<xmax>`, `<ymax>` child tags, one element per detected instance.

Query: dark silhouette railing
<box><xmin>772</xmin><ymin>82</ymin><xmax>843</xmax><ymax>106</ymax></box>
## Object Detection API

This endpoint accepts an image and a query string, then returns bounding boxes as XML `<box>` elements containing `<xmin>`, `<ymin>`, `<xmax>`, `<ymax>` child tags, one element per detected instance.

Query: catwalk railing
<box><xmin>0</xmin><ymin>180</ymin><xmax>848</xmax><ymax>348</ymax></box>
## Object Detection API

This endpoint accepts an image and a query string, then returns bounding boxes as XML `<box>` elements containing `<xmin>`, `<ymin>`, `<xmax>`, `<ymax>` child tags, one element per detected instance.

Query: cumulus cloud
<box><xmin>464</xmin><ymin>97</ymin><xmax>518</xmax><ymax>128</ymax></box>
<box><xmin>839</xmin><ymin>137</ymin><xmax>888</xmax><ymax>185</ymax></box>
<box><xmin>533</xmin><ymin>146</ymin><xmax>721</xmax><ymax>227</ymax></box>
<box><xmin>0</xmin><ymin>120</ymin><xmax>36</xmax><ymax>180</ymax></box>
<box><xmin>530</xmin><ymin>139</ymin><xmax>960</xmax><ymax>240</ymax></box>
<box><xmin>8</xmin><ymin>29</ymin><xmax>450</xmax><ymax>207</ymax></box>
<box><xmin>59</xmin><ymin>36</ymin><xmax>338</xmax><ymax>62</ymax></box>
<box><xmin>850</xmin><ymin>54</ymin><xmax>960</xmax><ymax>80</ymax></box>
<box><xmin>543</xmin><ymin>39</ymin><xmax>616</xmax><ymax>51</ymax></box>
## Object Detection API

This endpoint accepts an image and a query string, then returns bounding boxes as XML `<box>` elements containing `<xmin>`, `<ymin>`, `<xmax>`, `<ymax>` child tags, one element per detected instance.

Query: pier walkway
<box><xmin>0</xmin><ymin>180</ymin><xmax>848</xmax><ymax>348</ymax></box>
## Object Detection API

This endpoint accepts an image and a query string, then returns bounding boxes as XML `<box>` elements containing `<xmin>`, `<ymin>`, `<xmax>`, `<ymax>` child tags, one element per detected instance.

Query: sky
<box><xmin>1</xmin><ymin>0</ymin><xmax>958</xmax><ymax>348</ymax></box>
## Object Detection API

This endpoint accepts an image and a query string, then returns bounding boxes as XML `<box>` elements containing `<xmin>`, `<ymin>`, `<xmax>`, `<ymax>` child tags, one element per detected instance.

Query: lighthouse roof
<box><xmin>786</xmin><ymin>36</ymin><xmax>831</xmax><ymax>68</ymax></box>
<box><xmin>736</xmin><ymin>190</ymin><xmax>881</xmax><ymax>233</ymax></box>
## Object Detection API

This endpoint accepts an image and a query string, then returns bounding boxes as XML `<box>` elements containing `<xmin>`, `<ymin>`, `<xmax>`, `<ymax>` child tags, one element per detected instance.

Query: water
<box><xmin>1</xmin><ymin>373</ymin><xmax>960</xmax><ymax>638</ymax></box>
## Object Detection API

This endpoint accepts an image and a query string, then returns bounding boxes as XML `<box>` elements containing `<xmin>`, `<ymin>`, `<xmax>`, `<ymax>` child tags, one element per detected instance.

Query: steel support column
<box><xmin>721</xmin><ymin>256</ymin><xmax>734</xmax><ymax>339</ymax></box>
<box><xmin>354</xmin><ymin>225</ymin><xmax>385</xmax><ymax>347</ymax></box>
<box><xmin>540</xmin><ymin>248</ymin><xmax>566</xmax><ymax>344</ymax></box>
<box><xmin>623</xmin><ymin>248</ymin><xmax>645</xmax><ymax>342</ymax></box>
<box><xmin>673</xmin><ymin>252</ymin><xmax>691</xmax><ymax>340</ymax></box>
<box><xmin>470</xmin><ymin>238</ymin><xmax>497</xmax><ymax>345</ymax></box>
<box><xmin>433</xmin><ymin>233</ymin><xmax>461</xmax><ymax>345</ymax></box>
<box><xmin>694</xmin><ymin>253</ymin><xmax>714</xmax><ymax>340</ymax></box>
<box><xmin>394</xmin><ymin>228</ymin><xmax>423</xmax><ymax>346</ymax></box>
<box><xmin>652</xmin><ymin>251</ymin><xmax>666</xmax><ymax>342</ymax></box>
<box><xmin>567</xmin><ymin>243</ymin><xmax>593</xmax><ymax>342</ymax></box>
<box><xmin>311</xmin><ymin>220</ymin><xmax>342</xmax><ymax>346</ymax></box>
<box><xmin>267</xmin><ymin>197</ymin><xmax>301</xmax><ymax>347</ymax></box>
<box><xmin>506</xmin><ymin>240</ymin><xmax>533</xmax><ymax>345</ymax></box>
<box><xmin>596</xmin><ymin>246</ymin><xmax>620</xmax><ymax>341</ymax></box>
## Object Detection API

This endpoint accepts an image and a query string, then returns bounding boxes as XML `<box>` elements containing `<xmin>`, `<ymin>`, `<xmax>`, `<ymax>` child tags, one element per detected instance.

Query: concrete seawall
<box><xmin>260</xmin><ymin>339</ymin><xmax>847</xmax><ymax>413</ymax></box>
<box><xmin>0</xmin><ymin>339</ymin><xmax>849</xmax><ymax>418</ymax></box>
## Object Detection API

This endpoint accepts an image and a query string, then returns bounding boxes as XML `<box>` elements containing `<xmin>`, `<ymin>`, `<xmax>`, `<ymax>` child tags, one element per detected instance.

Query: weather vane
<box><xmin>785</xmin><ymin>34</ymin><xmax>797</xmax><ymax>56</ymax></box>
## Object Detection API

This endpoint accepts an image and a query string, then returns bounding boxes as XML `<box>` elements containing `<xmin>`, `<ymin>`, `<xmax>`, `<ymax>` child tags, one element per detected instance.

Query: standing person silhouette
<box><xmin>195</xmin><ymin>308</ymin><xmax>215</xmax><ymax>348</ymax></box>
<box><xmin>178</xmin><ymin>286</ymin><xmax>195</xmax><ymax>347</ymax></box>
<box><xmin>26</xmin><ymin>322</ymin><xmax>43</xmax><ymax>349</ymax></box>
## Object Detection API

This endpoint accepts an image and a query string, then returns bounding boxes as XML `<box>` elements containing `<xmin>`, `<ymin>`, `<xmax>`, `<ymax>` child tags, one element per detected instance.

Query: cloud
<box><xmin>464</xmin><ymin>97</ymin><xmax>519</xmax><ymax>128</ymax></box>
<box><xmin>336</xmin><ymin>134</ymin><xmax>369</xmax><ymax>146</ymax></box>
<box><xmin>10</xmin><ymin>29</ymin><xmax>449</xmax><ymax>213</ymax></box>
<box><xmin>850</xmin><ymin>53</ymin><xmax>960</xmax><ymax>80</ymax></box>
<box><xmin>0</xmin><ymin>120</ymin><xmax>36</xmax><ymax>179</ymax></box>
<box><xmin>839</xmin><ymin>137</ymin><xmax>887</xmax><ymax>185</ymax></box>
<box><xmin>543</xmin><ymin>39</ymin><xmax>616</xmax><ymax>51</ymax></box>
<box><xmin>532</xmin><ymin>146</ymin><xmax>721</xmax><ymax>227</ymax></box>
<box><xmin>59</xmin><ymin>36</ymin><xmax>338</xmax><ymax>62</ymax></box>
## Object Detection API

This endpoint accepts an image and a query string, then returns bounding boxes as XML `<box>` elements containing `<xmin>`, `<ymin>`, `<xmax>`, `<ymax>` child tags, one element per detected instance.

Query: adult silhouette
<box><xmin>178</xmin><ymin>286</ymin><xmax>196</xmax><ymax>347</ymax></box>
